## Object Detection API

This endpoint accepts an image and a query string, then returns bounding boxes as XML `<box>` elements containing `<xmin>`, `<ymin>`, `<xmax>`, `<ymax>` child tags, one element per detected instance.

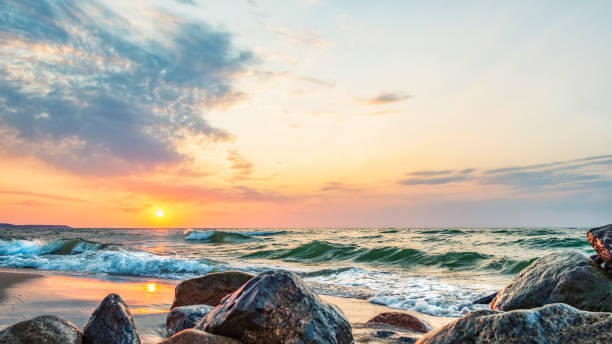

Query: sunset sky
<box><xmin>1</xmin><ymin>0</ymin><xmax>610</xmax><ymax>227</ymax></box>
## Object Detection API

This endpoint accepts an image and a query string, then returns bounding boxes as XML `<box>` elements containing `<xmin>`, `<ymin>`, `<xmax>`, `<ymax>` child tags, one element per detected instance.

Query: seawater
<box><xmin>0</xmin><ymin>227</ymin><xmax>593</xmax><ymax>316</ymax></box>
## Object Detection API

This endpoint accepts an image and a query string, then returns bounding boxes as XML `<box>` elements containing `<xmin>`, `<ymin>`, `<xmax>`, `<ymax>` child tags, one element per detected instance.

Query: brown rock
<box><xmin>366</xmin><ymin>312</ymin><xmax>431</xmax><ymax>333</ymax></box>
<box><xmin>171</xmin><ymin>271</ymin><xmax>253</xmax><ymax>309</ymax></box>
<box><xmin>0</xmin><ymin>315</ymin><xmax>82</xmax><ymax>344</ymax></box>
<box><xmin>159</xmin><ymin>329</ymin><xmax>241</xmax><ymax>344</ymax></box>
<box><xmin>587</xmin><ymin>224</ymin><xmax>612</xmax><ymax>263</ymax></box>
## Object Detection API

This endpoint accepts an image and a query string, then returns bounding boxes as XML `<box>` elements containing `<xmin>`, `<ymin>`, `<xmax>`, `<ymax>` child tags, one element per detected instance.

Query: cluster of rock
<box><xmin>0</xmin><ymin>293</ymin><xmax>141</xmax><ymax>344</ymax></box>
<box><xmin>2</xmin><ymin>224</ymin><xmax>612</xmax><ymax>344</ymax></box>
<box><xmin>417</xmin><ymin>223</ymin><xmax>612</xmax><ymax>344</ymax></box>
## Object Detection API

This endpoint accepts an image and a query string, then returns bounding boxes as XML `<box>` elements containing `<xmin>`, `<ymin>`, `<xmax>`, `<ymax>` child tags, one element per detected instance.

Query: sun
<box><xmin>155</xmin><ymin>209</ymin><xmax>164</xmax><ymax>218</ymax></box>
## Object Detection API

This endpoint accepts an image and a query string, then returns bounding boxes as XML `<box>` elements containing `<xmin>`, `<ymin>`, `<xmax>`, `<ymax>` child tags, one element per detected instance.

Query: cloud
<box><xmin>120</xmin><ymin>180</ymin><xmax>285</xmax><ymax>204</ymax></box>
<box><xmin>296</xmin><ymin>76</ymin><xmax>335</xmax><ymax>88</ymax></box>
<box><xmin>407</xmin><ymin>170</ymin><xmax>453</xmax><ymax>177</ymax></box>
<box><xmin>0</xmin><ymin>189</ymin><xmax>90</xmax><ymax>203</ymax></box>
<box><xmin>400</xmin><ymin>175</ymin><xmax>471</xmax><ymax>185</ymax></box>
<box><xmin>227</xmin><ymin>149</ymin><xmax>254</xmax><ymax>180</ymax></box>
<box><xmin>265</xmin><ymin>25</ymin><xmax>330</xmax><ymax>47</ymax></box>
<box><xmin>399</xmin><ymin>155</ymin><xmax>612</xmax><ymax>192</ymax></box>
<box><xmin>320</xmin><ymin>181</ymin><xmax>360</xmax><ymax>192</ymax></box>
<box><xmin>359</xmin><ymin>92</ymin><xmax>411</xmax><ymax>105</ymax></box>
<box><xmin>0</xmin><ymin>0</ymin><xmax>252</xmax><ymax>174</ymax></box>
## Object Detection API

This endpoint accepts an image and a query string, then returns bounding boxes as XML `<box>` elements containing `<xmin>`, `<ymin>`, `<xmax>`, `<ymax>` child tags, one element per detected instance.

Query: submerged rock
<box><xmin>167</xmin><ymin>305</ymin><xmax>213</xmax><ymax>336</ymax></box>
<box><xmin>366</xmin><ymin>312</ymin><xmax>431</xmax><ymax>333</ymax></box>
<box><xmin>197</xmin><ymin>270</ymin><xmax>353</xmax><ymax>344</ymax></box>
<box><xmin>587</xmin><ymin>224</ymin><xmax>612</xmax><ymax>264</ymax></box>
<box><xmin>83</xmin><ymin>293</ymin><xmax>140</xmax><ymax>344</ymax></box>
<box><xmin>472</xmin><ymin>291</ymin><xmax>498</xmax><ymax>305</ymax></box>
<box><xmin>491</xmin><ymin>251</ymin><xmax>612</xmax><ymax>312</ymax></box>
<box><xmin>416</xmin><ymin>303</ymin><xmax>612</xmax><ymax>344</ymax></box>
<box><xmin>159</xmin><ymin>329</ymin><xmax>241</xmax><ymax>344</ymax></box>
<box><xmin>171</xmin><ymin>271</ymin><xmax>253</xmax><ymax>309</ymax></box>
<box><xmin>0</xmin><ymin>315</ymin><xmax>82</xmax><ymax>344</ymax></box>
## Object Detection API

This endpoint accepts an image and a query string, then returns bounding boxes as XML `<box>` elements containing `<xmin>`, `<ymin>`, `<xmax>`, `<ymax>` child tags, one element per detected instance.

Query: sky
<box><xmin>0</xmin><ymin>0</ymin><xmax>610</xmax><ymax>228</ymax></box>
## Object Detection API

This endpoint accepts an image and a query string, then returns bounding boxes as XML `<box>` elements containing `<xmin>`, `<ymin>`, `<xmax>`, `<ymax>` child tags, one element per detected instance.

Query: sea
<box><xmin>0</xmin><ymin>227</ymin><xmax>594</xmax><ymax>317</ymax></box>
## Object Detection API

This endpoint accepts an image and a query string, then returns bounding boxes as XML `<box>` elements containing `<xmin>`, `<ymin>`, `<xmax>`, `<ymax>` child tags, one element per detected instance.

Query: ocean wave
<box><xmin>184</xmin><ymin>230</ymin><xmax>286</xmax><ymax>243</ymax></box>
<box><xmin>0</xmin><ymin>238</ymin><xmax>218</xmax><ymax>279</ymax></box>
<box><xmin>499</xmin><ymin>237</ymin><xmax>589</xmax><ymax>249</ymax></box>
<box><xmin>304</xmin><ymin>267</ymin><xmax>492</xmax><ymax>317</ymax></box>
<box><xmin>242</xmin><ymin>240</ymin><xmax>492</xmax><ymax>270</ymax></box>
<box><xmin>0</xmin><ymin>238</ymin><xmax>108</xmax><ymax>256</ymax></box>
<box><xmin>481</xmin><ymin>257</ymin><xmax>537</xmax><ymax>274</ymax></box>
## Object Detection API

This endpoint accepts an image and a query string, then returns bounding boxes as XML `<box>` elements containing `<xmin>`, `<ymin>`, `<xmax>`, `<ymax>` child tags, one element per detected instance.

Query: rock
<box><xmin>197</xmin><ymin>270</ymin><xmax>353</xmax><ymax>344</ymax></box>
<box><xmin>416</xmin><ymin>303</ymin><xmax>612</xmax><ymax>344</ymax></box>
<box><xmin>171</xmin><ymin>271</ymin><xmax>254</xmax><ymax>309</ymax></box>
<box><xmin>366</xmin><ymin>312</ymin><xmax>431</xmax><ymax>333</ymax></box>
<box><xmin>167</xmin><ymin>305</ymin><xmax>213</xmax><ymax>336</ymax></box>
<box><xmin>0</xmin><ymin>315</ymin><xmax>82</xmax><ymax>344</ymax></box>
<box><xmin>472</xmin><ymin>291</ymin><xmax>498</xmax><ymax>305</ymax></box>
<box><xmin>590</xmin><ymin>254</ymin><xmax>604</xmax><ymax>265</ymax></box>
<box><xmin>491</xmin><ymin>251</ymin><xmax>612</xmax><ymax>312</ymax></box>
<box><xmin>587</xmin><ymin>224</ymin><xmax>612</xmax><ymax>263</ymax></box>
<box><xmin>159</xmin><ymin>329</ymin><xmax>241</xmax><ymax>344</ymax></box>
<box><xmin>396</xmin><ymin>337</ymin><xmax>417</xmax><ymax>344</ymax></box>
<box><xmin>373</xmin><ymin>330</ymin><xmax>396</xmax><ymax>338</ymax></box>
<box><xmin>83</xmin><ymin>293</ymin><xmax>140</xmax><ymax>344</ymax></box>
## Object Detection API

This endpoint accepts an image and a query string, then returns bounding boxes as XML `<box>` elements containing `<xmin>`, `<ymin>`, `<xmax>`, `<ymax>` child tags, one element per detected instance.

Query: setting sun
<box><xmin>155</xmin><ymin>209</ymin><xmax>164</xmax><ymax>218</ymax></box>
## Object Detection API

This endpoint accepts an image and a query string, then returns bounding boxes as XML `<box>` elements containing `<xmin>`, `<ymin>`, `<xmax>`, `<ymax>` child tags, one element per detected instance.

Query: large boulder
<box><xmin>587</xmin><ymin>224</ymin><xmax>612</xmax><ymax>263</ymax></box>
<box><xmin>491</xmin><ymin>251</ymin><xmax>612</xmax><ymax>312</ymax></box>
<box><xmin>159</xmin><ymin>329</ymin><xmax>241</xmax><ymax>344</ymax></box>
<box><xmin>366</xmin><ymin>312</ymin><xmax>431</xmax><ymax>333</ymax></box>
<box><xmin>171</xmin><ymin>271</ymin><xmax>254</xmax><ymax>309</ymax></box>
<box><xmin>82</xmin><ymin>294</ymin><xmax>140</xmax><ymax>344</ymax></box>
<box><xmin>167</xmin><ymin>305</ymin><xmax>213</xmax><ymax>336</ymax></box>
<box><xmin>416</xmin><ymin>303</ymin><xmax>612</xmax><ymax>344</ymax></box>
<box><xmin>0</xmin><ymin>315</ymin><xmax>82</xmax><ymax>344</ymax></box>
<box><xmin>197</xmin><ymin>270</ymin><xmax>353</xmax><ymax>344</ymax></box>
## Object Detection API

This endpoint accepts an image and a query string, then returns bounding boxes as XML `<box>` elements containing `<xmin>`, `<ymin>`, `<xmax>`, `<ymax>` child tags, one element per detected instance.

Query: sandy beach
<box><xmin>0</xmin><ymin>268</ymin><xmax>453</xmax><ymax>343</ymax></box>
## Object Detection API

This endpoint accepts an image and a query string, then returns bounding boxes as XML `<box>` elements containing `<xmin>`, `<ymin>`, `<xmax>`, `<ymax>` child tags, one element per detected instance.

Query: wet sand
<box><xmin>0</xmin><ymin>268</ymin><xmax>454</xmax><ymax>343</ymax></box>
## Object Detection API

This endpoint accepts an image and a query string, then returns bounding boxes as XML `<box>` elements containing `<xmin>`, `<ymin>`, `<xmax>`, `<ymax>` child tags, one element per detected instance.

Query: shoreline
<box><xmin>0</xmin><ymin>268</ymin><xmax>454</xmax><ymax>343</ymax></box>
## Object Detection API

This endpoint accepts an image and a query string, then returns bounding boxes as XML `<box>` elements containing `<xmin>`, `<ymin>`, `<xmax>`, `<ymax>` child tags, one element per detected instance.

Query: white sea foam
<box><xmin>304</xmin><ymin>267</ymin><xmax>493</xmax><ymax>316</ymax></box>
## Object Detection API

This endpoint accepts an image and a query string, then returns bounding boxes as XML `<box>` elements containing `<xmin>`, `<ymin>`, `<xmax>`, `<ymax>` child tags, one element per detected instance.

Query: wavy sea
<box><xmin>0</xmin><ymin>227</ymin><xmax>594</xmax><ymax>317</ymax></box>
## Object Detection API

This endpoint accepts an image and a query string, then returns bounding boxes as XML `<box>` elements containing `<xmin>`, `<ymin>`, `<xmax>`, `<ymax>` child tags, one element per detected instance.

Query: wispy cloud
<box><xmin>407</xmin><ymin>170</ymin><xmax>453</xmax><ymax>177</ymax></box>
<box><xmin>264</xmin><ymin>25</ymin><xmax>330</xmax><ymax>47</ymax></box>
<box><xmin>0</xmin><ymin>0</ymin><xmax>252</xmax><ymax>175</ymax></box>
<box><xmin>359</xmin><ymin>92</ymin><xmax>411</xmax><ymax>105</ymax></box>
<box><xmin>400</xmin><ymin>155</ymin><xmax>612</xmax><ymax>192</ymax></box>
<box><xmin>0</xmin><ymin>189</ymin><xmax>90</xmax><ymax>203</ymax></box>
<box><xmin>227</xmin><ymin>149</ymin><xmax>254</xmax><ymax>181</ymax></box>
<box><xmin>296</xmin><ymin>76</ymin><xmax>335</xmax><ymax>88</ymax></box>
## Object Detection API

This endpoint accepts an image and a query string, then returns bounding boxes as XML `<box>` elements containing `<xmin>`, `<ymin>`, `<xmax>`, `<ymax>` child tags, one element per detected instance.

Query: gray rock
<box><xmin>472</xmin><ymin>291</ymin><xmax>498</xmax><ymax>305</ymax></box>
<box><xmin>491</xmin><ymin>251</ymin><xmax>612</xmax><ymax>312</ymax></box>
<box><xmin>159</xmin><ymin>329</ymin><xmax>241</xmax><ymax>344</ymax></box>
<box><xmin>166</xmin><ymin>305</ymin><xmax>213</xmax><ymax>336</ymax></box>
<box><xmin>0</xmin><ymin>315</ymin><xmax>82</xmax><ymax>344</ymax></box>
<box><xmin>373</xmin><ymin>330</ymin><xmax>395</xmax><ymax>338</ymax></box>
<box><xmin>587</xmin><ymin>224</ymin><xmax>612</xmax><ymax>264</ymax></box>
<box><xmin>83</xmin><ymin>293</ymin><xmax>140</xmax><ymax>344</ymax></box>
<box><xmin>171</xmin><ymin>271</ymin><xmax>254</xmax><ymax>309</ymax></box>
<box><xmin>416</xmin><ymin>303</ymin><xmax>612</xmax><ymax>344</ymax></box>
<box><xmin>197</xmin><ymin>270</ymin><xmax>353</xmax><ymax>344</ymax></box>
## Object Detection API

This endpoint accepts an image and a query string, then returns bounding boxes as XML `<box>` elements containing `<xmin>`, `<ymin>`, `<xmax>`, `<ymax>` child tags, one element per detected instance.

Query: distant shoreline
<box><xmin>0</xmin><ymin>223</ymin><xmax>72</xmax><ymax>229</ymax></box>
